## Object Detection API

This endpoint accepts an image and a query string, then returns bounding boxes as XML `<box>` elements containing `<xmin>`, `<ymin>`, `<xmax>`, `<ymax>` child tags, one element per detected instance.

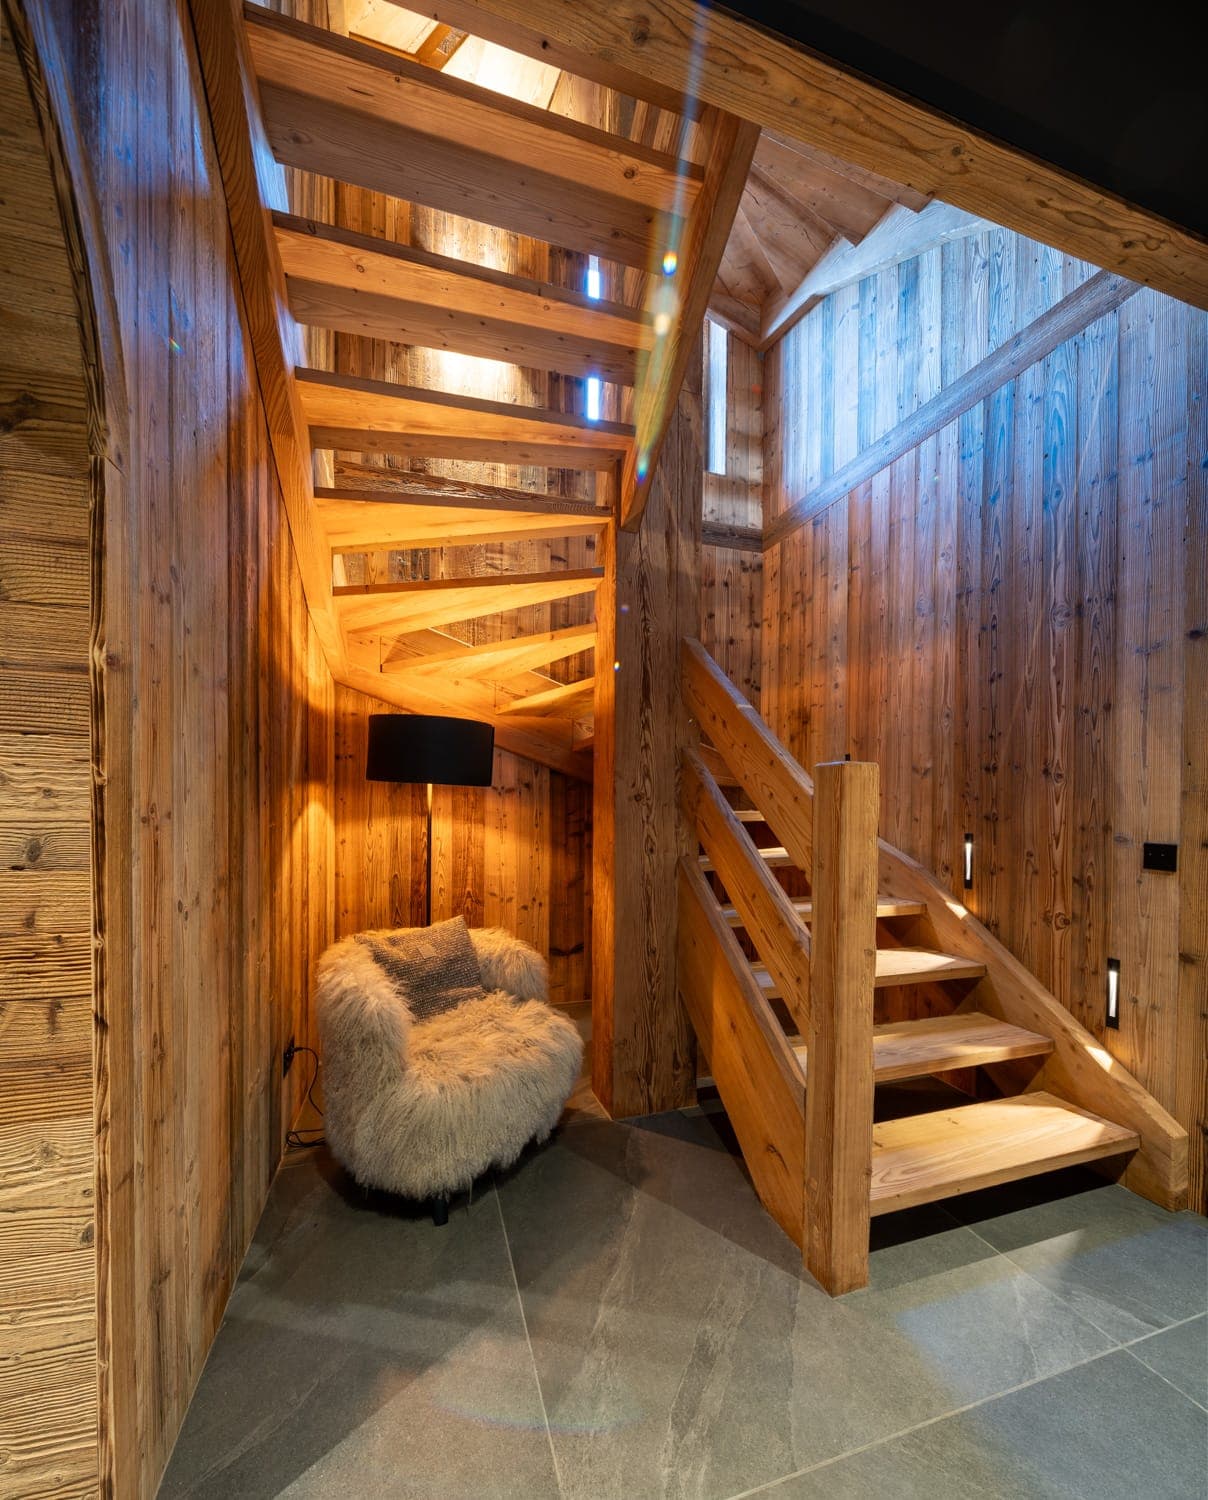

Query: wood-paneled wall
<box><xmin>701</xmin><ymin>326</ymin><xmax>763</xmax><ymax>704</ymax></box>
<box><xmin>2</xmin><ymin>1</ymin><xmax>340</xmax><ymax>1493</ymax></box>
<box><xmin>332</xmin><ymin>685</ymin><xmax>592</xmax><ymax>1006</ymax></box>
<box><xmin>762</xmin><ymin>226</ymin><xmax>1208</xmax><ymax>1209</ymax></box>
<box><xmin>0</xmin><ymin>21</ymin><xmax>98</xmax><ymax>1494</ymax></box>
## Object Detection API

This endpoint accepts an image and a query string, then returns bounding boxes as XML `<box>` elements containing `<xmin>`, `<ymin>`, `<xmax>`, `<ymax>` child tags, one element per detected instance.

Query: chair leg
<box><xmin>431</xmin><ymin>1193</ymin><xmax>450</xmax><ymax>1227</ymax></box>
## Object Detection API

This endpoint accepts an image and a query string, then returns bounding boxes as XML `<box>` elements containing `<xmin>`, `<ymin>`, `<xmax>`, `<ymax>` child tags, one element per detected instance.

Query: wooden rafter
<box><xmin>765</xmin><ymin>269</ymin><xmax>1142</xmax><ymax>548</ymax></box>
<box><xmin>244</xmin><ymin>5</ymin><xmax>700</xmax><ymax>269</ymax></box>
<box><xmin>275</xmin><ymin>214</ymin><xmax>651</xmax><ymax>385</ymax></box>
<box><xmin>440</xmin><ymin>0</ymin><xmax>1208</xmax><ymax>310</ymax></box>
<box><xmin>334</xmin><ymin>567</ymin><xmax>603</xmax><ymax>635</ymax></box>
<box><xmin>623</xmin><ymin>109</ymin><xmax>759</xmax><ymax>529</ymax></box>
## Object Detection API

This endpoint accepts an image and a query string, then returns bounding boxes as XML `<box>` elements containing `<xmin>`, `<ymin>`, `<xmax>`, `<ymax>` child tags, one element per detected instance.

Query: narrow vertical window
<box><xmin>706</xmin><ymin>317</ymin><xmax>727</xmax><ymax>476</ymax></box>
<box><xmin>586</xmin><ymin>256</ymin><xmax>602</xmax><ymax>421</ymax></box>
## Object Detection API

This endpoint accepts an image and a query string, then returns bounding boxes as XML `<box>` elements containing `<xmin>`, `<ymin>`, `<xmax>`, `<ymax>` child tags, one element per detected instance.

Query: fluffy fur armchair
<box><xmin>315</xmin><ymin>924</ymin><xmax>583</xmax><ymax>1206</ymax></box>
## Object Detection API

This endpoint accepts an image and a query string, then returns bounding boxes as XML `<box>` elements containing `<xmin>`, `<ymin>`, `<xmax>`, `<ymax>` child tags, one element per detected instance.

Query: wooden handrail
<box><xmin>681</xmin><ymin>745</ymin><xmax>812</xmax><ymax>1032</ymax></box>
<box><xmin>804</xmin><ymin>759</ymin><xmax>880</xmax><ymax>1295</ymax></box>
<box><xmin>681</xmin><ymin>636</ymin><xmax>815</xmax><ymax>877</ymax></box>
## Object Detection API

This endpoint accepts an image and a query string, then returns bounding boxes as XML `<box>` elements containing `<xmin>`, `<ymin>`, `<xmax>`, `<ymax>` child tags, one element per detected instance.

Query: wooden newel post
<box><xmin>804</xmin><ymin>760</ymin><xmax>880</xmax><ymax>1294</ymax></box>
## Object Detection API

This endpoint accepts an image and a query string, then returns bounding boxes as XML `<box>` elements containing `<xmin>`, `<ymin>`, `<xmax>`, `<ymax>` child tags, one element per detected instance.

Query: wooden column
<box><xmin>592</xmin><ymin>358</ymin><xmax>702</xmax><ymax>1117</ymax></box>
<box><xmin>804</xmin><ymin>760</ymin><xmax>880</xmax><ymax>1294</ymax></box>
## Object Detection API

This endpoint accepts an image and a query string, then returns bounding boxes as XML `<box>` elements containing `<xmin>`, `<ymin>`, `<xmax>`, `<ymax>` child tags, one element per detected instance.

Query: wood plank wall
<box><xmin>332</xmin><ymin>686</ymin><xmax>592</xmax><ymax>1007</ymax></box>
<box><xmin>702</xmin><ymin>327</ymin><xmax>763</xmax><ymax>704</ymax></box>
<box><xmin>0</xmin><ymin>21</ymin><xmax>99</xmax><ymax>1494</ymax></box>
<box><xmin>2</xmin><ymin>1</ymin><xmax>341</xmax><ymax>1493</ymax></box>
<box><xmin>761</xmin><ymin>226</ymin><xmax>1208</xmax><ymax>1209</ymax></box>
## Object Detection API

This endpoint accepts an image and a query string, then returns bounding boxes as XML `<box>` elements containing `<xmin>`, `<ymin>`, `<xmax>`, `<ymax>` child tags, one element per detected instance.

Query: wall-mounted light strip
<box><xmin>963</xmin><ymin>832</ymin><xmax>974</xmax><ymax>890</ymax></box>
<box><xmin>1106</xmin><ymin>958</ymin><xmax>1121</xmax><ymax>1029</ymax></box>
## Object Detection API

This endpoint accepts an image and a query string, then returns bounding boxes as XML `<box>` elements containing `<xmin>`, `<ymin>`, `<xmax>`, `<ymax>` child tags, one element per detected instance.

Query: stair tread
<box><xmin>790</xmin><ymin>1011</ymin><xmax>1054</xmax><ymax>1083</ymax></box>
<box><xmin>720</xmin><ymin>896</ymin><xmax>927</xmax><ymax>925</ymax></box>
<box><xmin>700</xmin><ymin>845</ymin><xmax>793</xmax><ymax>871</ymax></box>
<box><xmin>869</xmin><ymin>1091</ymin><xmax>1140</xmax><ymax>1215</ymax></box>
<box><xmin>751</xmin><ymin>948</ymin><xmax>986</xmax><ymax>993</ymax></box>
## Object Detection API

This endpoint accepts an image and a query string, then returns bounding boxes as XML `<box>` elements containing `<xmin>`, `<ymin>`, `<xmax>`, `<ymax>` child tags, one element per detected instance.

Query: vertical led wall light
<box><xmin>1106</xmin><ymin>958</ymin><xmax>1121</xmax><ymax>1029</ymax></box>
<box><xmin>963</xmin><ymin>833</ymin><xmax>974</xmax><ymax>889</ymax></box>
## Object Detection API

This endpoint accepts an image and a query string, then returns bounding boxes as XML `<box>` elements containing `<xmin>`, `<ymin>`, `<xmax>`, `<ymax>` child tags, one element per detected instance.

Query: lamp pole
<box><xmin>425</xmin><ymin>780</ymin><xmax>434</xmax><ymax>927</ymax></box>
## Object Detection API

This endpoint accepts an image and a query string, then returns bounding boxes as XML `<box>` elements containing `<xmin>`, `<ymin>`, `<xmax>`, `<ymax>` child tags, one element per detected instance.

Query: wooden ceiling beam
<box><xmin>275</xmin><ymin>214</ymin><xmax>651</xmax><ymax>386</ymax></box>
<box><xmin>335</xmin><ymin>566</ymin><xmax>602</xmax><ymax>635</ymax></box>
<box><xmin>765</xmin><ymin>269</ymin><xmax>1141</xmax><ymax>549</ymax></box>
<box><xmin>381</xmin><ymin>624</ymin><xmax>597</xmax><ymax>680</ymax></box>
<box><xmin>315</xmin><ymin>498</ymin><xmax>607</xmax><ymax>553</ymax></box>
<box><xmin>497</xmin><ymin>675</ymin><xmax>595</xmax><ymax>717</ymax></box>
<box><xmin>244</xmin><ymin>5</ymin><xmax>698</xmax><ymax>269</ymax></box>
<box><xmin>759</xmin><ymin>202</ymin><xmax>991</xmax><ymax>350</ymax></box>
<box><xmin>622</xmin><ymin>109</ymin><xmax>760</xmax><ymax>529</ymax></box>
<box><xmin>408</xmin><ymin>0</ymin><xmax>702</xmax><ymax>118</ymax></box>
<box><xmin>443</xmin><ymin>0</ymin><xmax>1208</xmax><ymax>310</ymax></box>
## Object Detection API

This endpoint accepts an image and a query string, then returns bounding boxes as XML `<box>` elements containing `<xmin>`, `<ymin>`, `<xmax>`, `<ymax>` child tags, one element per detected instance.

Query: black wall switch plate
<box><xmin>1142</xmin><ymin>842</ymin><xmax>1178</xmax><ymax>873</ymax></box>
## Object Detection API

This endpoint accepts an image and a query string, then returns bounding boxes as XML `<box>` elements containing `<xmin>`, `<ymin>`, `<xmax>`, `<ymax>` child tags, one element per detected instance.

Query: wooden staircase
<box><xmin>190</xmin><ymin>1</ymin><xmax>759</xmax><ymax>778</ymax></box>
<box><xmin>678</xmin><ymin>637</ymin><xmax>1188</xmax><ymax>1294</ymax></box>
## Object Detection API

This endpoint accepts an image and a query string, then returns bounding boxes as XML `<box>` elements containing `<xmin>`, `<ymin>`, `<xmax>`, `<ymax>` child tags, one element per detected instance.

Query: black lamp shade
<box><xmin>366</xmin><ymin>713</ymin><xmax>495</xmax><ymax>787</ymax></box>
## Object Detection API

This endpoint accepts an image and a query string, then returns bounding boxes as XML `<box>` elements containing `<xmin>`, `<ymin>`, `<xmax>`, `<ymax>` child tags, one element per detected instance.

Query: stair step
<box><xmin>720</xmin><ymin>896</ymin><xmax>927</xmax><ymax>926</ymax></box>
<box><xmin>700</xmin><ymin>845</ymin><xmax>793</xmax><ymax>871</ymax></box>
<box><xmin>790</xmin><ymin>1011</ymin><xmax>1053</xmax><ymax>1083</ymax></box>
<box><xmin>869</xmin><ymin>1092</ymin><xmax>1140</xmax><ymax>1215</ymax></box>
<box><xmin>751</xmin><ymin>948</ymin><xmax>986</xmax><ymax>995</ymax></box>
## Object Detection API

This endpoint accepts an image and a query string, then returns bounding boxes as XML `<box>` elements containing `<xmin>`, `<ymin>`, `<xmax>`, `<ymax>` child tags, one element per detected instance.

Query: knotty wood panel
<box><xmin>0</xmin><ymin>22</ymin><xmax>97</xmax><ymax>1496</ymax></box>
<box><xmin>331</xmin><ymin>684</ymin><xmax>592</xmax><ymax>1006</ymax></box>
<box><xmin>701</xmin><ymin>326</ymin><xmax>763</xmax><ymax>704</ymax></box>
<box><xmin>762</xmin><ymin>225</ymin><xmax>1208</xmax><ymax>1209</ymax></box>
<box><xmin>10</xmin><ymin>2</ymin><xmax>341</xmax><ymax>1494</ymax></box>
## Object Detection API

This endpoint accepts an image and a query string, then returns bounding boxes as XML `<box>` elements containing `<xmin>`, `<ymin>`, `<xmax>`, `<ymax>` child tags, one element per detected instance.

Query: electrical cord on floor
<box><xmin>285</xmin><ymin>1045</ymin><xmax>325</xmax><ymax>1150</ymax></box>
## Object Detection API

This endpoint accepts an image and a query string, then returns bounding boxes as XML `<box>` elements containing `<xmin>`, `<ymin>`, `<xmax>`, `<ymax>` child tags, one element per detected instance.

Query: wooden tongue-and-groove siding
<box><xmin>2</xmin><ymin>1</ymin><xmax>340</xmax><ymax>1494</ymax></box>
<box><xmin>761</xmin><ymin>226</ymin><xmax>1208</xmax><ymax>1210</ymax></box>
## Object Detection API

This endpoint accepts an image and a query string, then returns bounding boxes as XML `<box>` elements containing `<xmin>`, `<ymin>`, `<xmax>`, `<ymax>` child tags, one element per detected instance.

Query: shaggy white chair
<box><xmin>316</xmin><ymin>917</ymin><xmax>582</xmax><ymax>1222</ymax></box>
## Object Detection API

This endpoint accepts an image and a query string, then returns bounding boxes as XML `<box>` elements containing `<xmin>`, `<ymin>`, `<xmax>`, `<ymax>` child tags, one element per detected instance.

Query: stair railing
<box><xmin>679</xmin><ymin>637</ymin><xmax>882</xmax><ymax>1293</ymax></box>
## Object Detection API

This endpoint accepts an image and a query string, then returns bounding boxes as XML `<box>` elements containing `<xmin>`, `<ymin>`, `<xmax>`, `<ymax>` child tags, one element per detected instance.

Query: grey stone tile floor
<box><xmin>160</xmin><ymin>1103</ymin><xmax>1208</xmax><ymax>1500</ymax></box>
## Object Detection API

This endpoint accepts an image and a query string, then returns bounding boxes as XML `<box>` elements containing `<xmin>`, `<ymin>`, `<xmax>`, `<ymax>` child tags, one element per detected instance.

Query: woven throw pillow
<box><xmin>356</xmin><ymin>916</ymin><xmax>485</xmax><ymax>1022</ymax></box>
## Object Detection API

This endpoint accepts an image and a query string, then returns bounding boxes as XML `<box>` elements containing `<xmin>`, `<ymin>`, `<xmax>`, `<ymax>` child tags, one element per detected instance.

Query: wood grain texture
<box><xmin>762</xmin><ymin>225</ymin><xmax>1207</xmax><ymax>1209</ymax></box>
<box><xmin>593</xmin><ymin>375</ymin><xmax>701</xmax><ymax>1115</ymax></box>
<box><xmin>677</xmin><ymin>858</ymin><xmax>806</xmax><ymax>1244</ymax></box>
<box><xmin>0</xmin><ymin>19</ymin><xmax>97</xmax><ymax>1494</ymax></box>
<box><xmin>803</xmin><ymin>760</ymin><xmax>879</xmax><ymax>1294</ymax></box>
<box><xmin>449</xmin><ymin>0</ymin><xmax>1208</xmax><ymax>310</ymax></box>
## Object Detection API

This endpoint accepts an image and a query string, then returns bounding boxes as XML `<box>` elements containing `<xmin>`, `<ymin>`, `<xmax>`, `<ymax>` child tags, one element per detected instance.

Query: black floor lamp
<box><xmin>366</xmin><ymin>712</ymin><xmax>495</xmax><ymax>927</ymax></box>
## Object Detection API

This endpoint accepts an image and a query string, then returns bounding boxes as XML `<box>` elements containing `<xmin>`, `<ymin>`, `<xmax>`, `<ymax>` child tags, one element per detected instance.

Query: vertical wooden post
<box><xmin>592</xmin><ymin>353</ymin><xmax>702</xmax><ymax>1117</ymax></box>
<box><xmin>804</xmin><ymin>760</ymin><xmax>880</xmax><ymax>1294</ymax></box>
